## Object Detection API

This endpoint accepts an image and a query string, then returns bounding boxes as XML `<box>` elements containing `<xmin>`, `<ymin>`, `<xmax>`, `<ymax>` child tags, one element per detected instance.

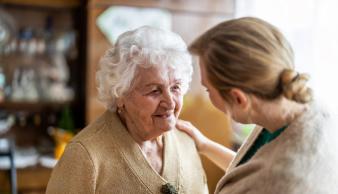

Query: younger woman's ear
<box><xmin>229</xmin><ymin>88</ymin><xmax>249</xmax><ymax>109</ymax></box>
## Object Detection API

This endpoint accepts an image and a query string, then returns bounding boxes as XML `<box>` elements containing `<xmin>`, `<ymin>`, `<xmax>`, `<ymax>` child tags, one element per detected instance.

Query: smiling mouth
<box><xmin>153</xmin><ymin>112</ymin><xmax>173</xmax><ymax>119</ymax></box>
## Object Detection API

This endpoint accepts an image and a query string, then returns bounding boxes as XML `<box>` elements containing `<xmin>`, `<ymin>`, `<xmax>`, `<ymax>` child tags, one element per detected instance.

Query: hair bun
<box><xmin>281</xmin><ymin>69</ymin><xmax>313</xmax><ymax>103</ymax></box>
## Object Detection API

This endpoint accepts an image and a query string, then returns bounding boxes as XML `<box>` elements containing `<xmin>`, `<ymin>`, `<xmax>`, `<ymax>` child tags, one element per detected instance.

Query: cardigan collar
<box><xmin>102</xmin><ymin>110</ymin><xmax>182</xmax><ymax>193</ymax></box>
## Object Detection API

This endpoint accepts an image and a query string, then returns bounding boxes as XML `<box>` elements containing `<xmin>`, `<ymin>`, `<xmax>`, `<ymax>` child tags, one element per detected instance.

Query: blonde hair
<box><xmin>189</xmin><ymin>17</ymin><xmax>312</xmax><ymax>103</ymax></box>
<box><xmin>97</xmin><ymin>26</ymin><xmax>192</xmax><ymax>111</ymax></box>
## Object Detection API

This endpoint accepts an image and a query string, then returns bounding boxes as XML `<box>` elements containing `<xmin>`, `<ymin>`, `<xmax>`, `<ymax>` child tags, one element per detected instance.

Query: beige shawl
<box><xmin>216</xmin><ymin>103</ymin><xmax>338</xmax><ymax>194</ymax></box>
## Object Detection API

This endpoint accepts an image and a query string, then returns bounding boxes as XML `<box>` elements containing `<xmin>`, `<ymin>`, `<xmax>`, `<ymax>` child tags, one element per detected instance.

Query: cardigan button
<box><xmin>161</xmin><ymin>183</ymin><xmax>178</xmax><ymax>194</ymax></box>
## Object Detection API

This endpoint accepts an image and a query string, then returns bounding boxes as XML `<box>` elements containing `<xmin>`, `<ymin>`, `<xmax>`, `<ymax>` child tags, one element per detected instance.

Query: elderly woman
<box><xmin>177</xmin><ymin>17</ymin><xmax>338</xmax><ymax>194</ymax></box>
<box><xmin>46</xmin><ymin>26</ymin><xmax>208</xmax><ymax>194</ymax></box>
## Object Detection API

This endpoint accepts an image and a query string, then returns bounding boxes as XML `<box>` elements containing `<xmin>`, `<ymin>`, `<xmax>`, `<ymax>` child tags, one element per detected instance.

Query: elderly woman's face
<box><xmin>120</xmin><ymin>65</ymin><xmax>183</xmax><ymax>140</ymax></box>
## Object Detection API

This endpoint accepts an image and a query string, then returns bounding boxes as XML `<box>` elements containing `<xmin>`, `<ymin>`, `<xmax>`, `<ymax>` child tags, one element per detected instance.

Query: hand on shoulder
<box><xmin>176</xmin><ymin>120</ymin><xmax>210</xmax><ymax>154</ymax></box>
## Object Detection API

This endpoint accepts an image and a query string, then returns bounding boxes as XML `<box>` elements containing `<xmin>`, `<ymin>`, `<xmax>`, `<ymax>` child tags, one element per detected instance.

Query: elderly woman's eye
<box><xmin>171</xmin><ymin>85</ymin><xmax>181</xmax><ymax>92</ymax></box>
<box><xmin>149</xmin><ymin>89</ymin><xmax>161</xmax><ymax>95</ymax></box>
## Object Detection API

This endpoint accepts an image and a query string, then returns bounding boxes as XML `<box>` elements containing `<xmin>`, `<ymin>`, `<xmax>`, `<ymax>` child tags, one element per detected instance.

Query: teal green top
<box><xmin>237</xmin><ymin>126</ymin><xmax>287</xmax><ymax>166</ymax></box>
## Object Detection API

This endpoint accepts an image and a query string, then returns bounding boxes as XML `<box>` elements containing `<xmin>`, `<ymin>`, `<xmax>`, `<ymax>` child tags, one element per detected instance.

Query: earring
<box><xmin>117</xmin><ymin>105</ymin><xmax>124</xmax><ymax>114</ymax></box>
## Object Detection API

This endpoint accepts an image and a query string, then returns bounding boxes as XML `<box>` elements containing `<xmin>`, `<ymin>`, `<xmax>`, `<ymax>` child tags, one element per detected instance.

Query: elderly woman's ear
<box><xmin>116</xmin><ymin>98</ymin><xmax>125</xmax><ymax>113</ymax></box>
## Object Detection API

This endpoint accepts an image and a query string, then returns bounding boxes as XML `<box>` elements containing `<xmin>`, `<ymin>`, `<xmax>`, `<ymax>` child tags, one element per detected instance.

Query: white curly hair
<box><xmin>96</xmin><ymin>26</ymin><xmax>193</xmax><ymax>111</ymax></box>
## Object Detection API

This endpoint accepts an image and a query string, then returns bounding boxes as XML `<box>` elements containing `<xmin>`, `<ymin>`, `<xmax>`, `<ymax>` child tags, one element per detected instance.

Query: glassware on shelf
<box><xmin>0</xmin><ymin>8</ymin><xmax>16</xmax><ymax>50</ymax></box>
<box><xmin>0</xmin><ymin>8</ymin><xmax>15</xmax><ymax>103</ymax></box>
<box><xmin>0</xmin><ymin>111</ymin><xmax>14</xmax><ymax>135</ymax></box>
<box><xmin>0</xmin><ymin>66</ymin><xmax>5</xmax><ymax>102</ymax></box>
<box><xmin>2</xmin><ymin>23</ymin><xmax>77</xmax><ymax>103</ymax></box>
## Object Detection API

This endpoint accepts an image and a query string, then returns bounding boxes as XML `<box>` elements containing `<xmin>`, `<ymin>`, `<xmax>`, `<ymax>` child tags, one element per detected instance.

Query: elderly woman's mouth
<box><xmin>153</xmin><ymin>113</ymin><xmax>174</xmax><ymax>119</ymax></box>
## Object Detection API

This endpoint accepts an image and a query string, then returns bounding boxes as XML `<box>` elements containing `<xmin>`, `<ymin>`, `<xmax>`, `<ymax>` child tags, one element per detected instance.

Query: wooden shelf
<box><xmin>0</xmin><ymin>0</ymin><xmax>80</xmax><ymax>8</ymax></box>
<box><xmin>0</xmin><ymin>101</ymin><xmax>72</xmax><ymax>112</ymax></box>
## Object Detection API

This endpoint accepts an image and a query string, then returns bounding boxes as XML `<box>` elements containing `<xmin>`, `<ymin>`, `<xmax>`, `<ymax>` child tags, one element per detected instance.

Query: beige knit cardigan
<box><xmin>46</xmin><ymin>111</ymin><xmax>208</xmax><ymax>194</ymax></box>
<box><xmin>215</xmin><ymin>103</ymin><xmax>338</xmax><ymax>194</ymax></box>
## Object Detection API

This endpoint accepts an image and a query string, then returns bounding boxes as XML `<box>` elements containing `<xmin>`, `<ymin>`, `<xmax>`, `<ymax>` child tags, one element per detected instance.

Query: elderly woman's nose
<box><xmin>161</xmin><ymin>90</ymin><xmax>175</xmax><ymax>109</ymax></box>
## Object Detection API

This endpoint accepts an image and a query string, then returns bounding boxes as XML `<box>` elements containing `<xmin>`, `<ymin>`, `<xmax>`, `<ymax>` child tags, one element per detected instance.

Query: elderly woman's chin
<box><xmin>153</xmin><ymin>114</ymin><xmax>177</xmax><ymax>132</ymax></box>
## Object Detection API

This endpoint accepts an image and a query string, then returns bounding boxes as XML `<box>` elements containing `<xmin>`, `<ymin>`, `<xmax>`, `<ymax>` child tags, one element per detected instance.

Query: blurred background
<box><xmin>0</xmin><ymin>0</ymin><xmax>337</xmax><ymax>193</ymax></box>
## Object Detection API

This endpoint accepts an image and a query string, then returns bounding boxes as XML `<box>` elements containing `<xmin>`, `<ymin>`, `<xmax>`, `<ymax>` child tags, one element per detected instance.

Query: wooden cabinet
<box><xmin>86</xmin><ymin>0</ymin><xmax>234</xmax><ymax>192</ymax></box>
<box><xmin>0</xmin><ymin>1</ymin><xmax>87</xmax><ymax>135</ymax></box>
<box><xmin>0</xmin><ymin>1</ymin><xmax>86</xmax><ymax>193</ymax></box>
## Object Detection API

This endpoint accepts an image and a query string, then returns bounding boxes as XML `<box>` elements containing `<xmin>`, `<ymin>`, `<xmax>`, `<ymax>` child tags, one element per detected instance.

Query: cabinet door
<box><xmin>86</xmin><ymin>6</ymin><xmax>111</xmax><ymax>123</ymax></box>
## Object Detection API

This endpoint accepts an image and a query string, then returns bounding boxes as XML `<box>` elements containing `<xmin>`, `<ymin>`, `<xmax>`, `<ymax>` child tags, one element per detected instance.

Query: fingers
<box><xmin>177</xmin><ymin>119</ymin><xmax>193</xmax><ymax>128</ymax></box>
<box><xmin>176</xmin><ymin>120</ymin><xmax>189</xmax><ymax>131</ymax></box>
<box><xmin>176</xmin><ymin>120</ymin><xmax>194</xmax><ymax>131</ymax></box>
